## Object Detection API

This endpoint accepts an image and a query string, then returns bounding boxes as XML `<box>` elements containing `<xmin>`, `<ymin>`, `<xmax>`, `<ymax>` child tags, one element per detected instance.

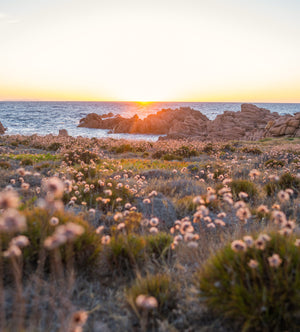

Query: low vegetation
<box><xmin>0</xmin><ymin>134</ymin><xmax>299</xmax><ymax>331</ymax></box>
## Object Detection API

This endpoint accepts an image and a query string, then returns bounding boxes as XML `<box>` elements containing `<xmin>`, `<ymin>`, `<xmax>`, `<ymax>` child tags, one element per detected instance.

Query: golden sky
<box><xmin>0</xmin><ymin>0</ymin><xmax>299</xmax><ymax>102</ymax></box>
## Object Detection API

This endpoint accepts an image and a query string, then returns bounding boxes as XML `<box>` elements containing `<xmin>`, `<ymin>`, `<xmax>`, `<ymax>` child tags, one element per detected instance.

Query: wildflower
<box><xmin>49</xmin><ymin>217</ymin><xmax>59</xmax><ymax>226</ymax></box>
<box><xmin>143</xmin><ymin>198</ymin><xmax>151</xmax><ymax>204</ymax></box>
<box><xmin>187</xmin><ymin>241</ymin><xmax>198</xmax><ymax>248</ymax></box>
<box><xmin>217</xmin><ymin>212</ymin><xmax>226</xmax><ymax>218</ymax></box>
<box><xmin>136</xmin><ymin>295</ymin><xmax>158</xmax><ymax>310</ymax></box>
<box><xmin>9</xmin><ymin>235</ymin><xmax>30</xmax><ymax>248</ymax></box>
<box><xmin>207</xmin><ymin>222</ymin><xmax>215</xmax><ymax>228</ymax></box>
<box><xmin>103</xmin><ymin>189</ymin><xmax>112</xmax><ymax>196</ymax></box>
<box><xmin>249</xmin><ymin>169</ymin><xmax>261</xmax><ymax>179</ymax></box>
<box><xmin>271</xmin><ymin>211</ymin><xmax>287</xmax><ymax>226</ymax></box>
<box><xmin>56</xmin><ymin>223</ymin><xmax>85</xmax><ymax>242</ymax></box>
<box><xmin>285</xmin><ymin>188</ymin><xmax>294</xmax><ymax>196</ymax></box>
<box><xmin>117</xmin><ymin>222</ymin><xmax>125</xmax><ymax>231</ymax></box>
<box><xmin>114</xmin><ymin>212</ymin><xmax>123</xmax><ymax>222</ymax></box>
<box><xmin>294</xmin><ymin>239</ymin><xmax>300</xmax><ymax>247</ymax></box>
<box><xmin>277</xmin><ymin>190</ymin><xmax>290</xmax><ymax>203</ymax></box>
<box><xmin>148</xmin><ymin>190</ymin><xmax>157</xmax><ymax>197</ymax></box>
<box><xmin>238</xmin><ymin>192</ymin><xmax>248</xmax><ymax>199</ymax></box>
<box><xmin>243</xmin><ymin>235</ymin><xmax>254</xmax><ymax>247</ymax></box>
<box><xmin>96</xmin><ymin>225</ymin><xmax>104</xmax><ymax>234</ymax></box>
<box><xmin>150</xmin><ymin>217</ymin><xmax>159</xmax><ymax>227</ymax></box>
<box><xmin>214</xmin><ymin>219</ymin><xmax>226</xmax><ymax>226</ymax></box>
<box><xmin>70</xmin><ymin>311</ymin><xmax>88</xmax><ymax>327</ymax></box>
<box><xmin>236</xmin><ymin>207</ymin><xmax>251</xmax><ymax>222</ymax></box>
<box><xmin>149</xmin><ymin>227</ymin><xmax>158</xmax><ymax>234</ymax></box>
<box><xmin>44</xmin><ymin>177</ymin><xmax>64</xmax><ymax>199</ymax></box>
<box><xmin>257</xmin><ymin>205</ymin><xmax>269</xmax><ymax>214</ymax></box>
<box><xmin>101</xmin><ymin>235</ymin><xmax>111</xmax><ymax>245</ymax></box>
<box><xmin>21</xmin><ymin>182</ymin><xmax>30</xmax><ymax>190</ymax></box>
<box><xmin>231</xmin><ymin>240</ymin><xmax>247</xmax><ymax>252</ymax></box>
<box><xmin>248</xmin><ymin>259</ymin><xmax>259</xmax><ymax>269</ymax></box>
<box><xmin>17</xmin><ymin>168</ymin><xmax>26</xmax><ymax>176</ymax></box>
<box><xmin>234</xmin><ymin>201</ymin><xmax>246</xmax><ymax>209</ymax></box>
<box><xmin>3</xmin><ymin>245</ymin><xmax>22</xmax><ymax>258</ymax></box>
<box><xmin>272</xmin><ymin>204</ymin><xmax>280</xmax><ymax>210</ymax></box>
<box><xmin>44</xmin><ymin>234</ymin><xmax>66</xmax><ymax>249</ymax></box>
<box><xmin>124</xmin><ymin>203</ymin><xmax>132</xmax><ymax>209</ymax></box>
<box><xmin>193</xmin><ymin>196</ymin><xmax>205</xmax><ymax>205</ymax></box>
<box><xmin>278</xmin><ymin>227</ymin><xmax>292</xmax><ymax>236</ymax></box>
<box><xmin>64</xmin><ymin>180</ymin><xmax>73</xmax><ymax>193</ymax></box>
<box><xmin>0</xmin><ymin>209</ymin><xmax>27</xmax><ymax>233</ymax></box>
<box><xmin>0</xmin><ymin>190</ymin><xmax>20</xmax><ymax>210</ymax></box>
<box><xmin>268</xmin><ymin>253</ymin><xmax>282</xmax><ymax>268</ymax></box>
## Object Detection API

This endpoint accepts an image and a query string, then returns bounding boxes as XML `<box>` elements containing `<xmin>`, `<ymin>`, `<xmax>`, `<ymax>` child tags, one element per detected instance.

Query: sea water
<box><xmin>0</xmin><ymin>101</ymin><xmax>299</xmax><ymax>141</ymax></box>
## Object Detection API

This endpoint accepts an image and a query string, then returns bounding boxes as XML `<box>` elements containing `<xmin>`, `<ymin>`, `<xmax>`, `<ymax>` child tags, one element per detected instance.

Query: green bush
<box><xmin>1</xmin><ymin>208</ymin><xmax>102</xmax><ymax>275</ymax></box>
<box><xmin>230</xmin><ymin>179</ymin><xmax>259</xmax><ymax>201</ymax></box>
<box><xmin>264</xmin><ymin>159</ymin><xmax>285</xmax><ymax>168</ymax></box>
<box><xmin>265</xmin><ymin>172</ymin><xmax>300</xmax><ymax>197</ymax></box>
<box><xmin>102</xmin><ymin>232</ymin><xmax>172</xmax><ymax>277</ymax></box>
<box><xmin>20</xmin><ymin>158</ymin><xmax>34</xmax><ymax>166</ymax></box>
<box><xmin>241</xmin><ymin>147</ymin><xmax>262</xmax><ymax>155</ymax></box>
<box><xmin>195</xmin><ymin>232</ymin><xmax>300</xmax><ymax>331</ymax></box>
<box><xmin>102</xmin><ymin>233</ymin><xmax>146</xmax><ymax>276</ymax></box>
<box><xmin>126</xmin><ymin>273</ymin><xmax>179</xmax><ymax>318</ymax></box>
<box><xmin>0</xmin><ymin>161</ymin><xmax>11</xmax><ymax>169</ymax></box>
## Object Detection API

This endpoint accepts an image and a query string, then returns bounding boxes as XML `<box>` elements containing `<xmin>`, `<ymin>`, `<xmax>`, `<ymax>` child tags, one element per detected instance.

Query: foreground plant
<box><xmin>195</xmin><ymin>231</ymin><xmax>300</xmax><ymax>331</ymax></box>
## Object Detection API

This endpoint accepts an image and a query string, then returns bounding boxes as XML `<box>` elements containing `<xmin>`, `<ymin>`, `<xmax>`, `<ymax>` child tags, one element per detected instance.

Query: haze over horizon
<box><xmin>0</xmin><ymin>0</ymin><xmax>299</xmax><ymax>103</ymax></box>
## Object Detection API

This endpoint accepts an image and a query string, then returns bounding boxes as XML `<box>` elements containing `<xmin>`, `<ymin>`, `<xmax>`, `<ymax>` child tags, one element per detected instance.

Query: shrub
<box><xmin>163</xmin><ymin>154</ymin><xmax>182</xmax><ymax>161</ymax></box>
<box><xmin>265</xmin><ymin>172</ymin><xmax>300</xmax><ymax>197</ymax></box>
<box><xmin>145</xmin><ymin>232</ymin><xmax>172</xmax><ymax>261</ymax></box>
<box><xmin>47</xmin><ymin>142</ymin><xmax>62</xmax><ymax>151</ymax></box>
<box><xmin>230</xmin><ymin>179</ymin><xmax>259</xmax><ymax>201</ymax></box>
<box><xmin>1</xmin><ymin>208</ymin><xmax>102</xmax><ymax>275</ymax></box>
<box><xmin>0</xmin><ymin>161</ymin><xmax>11</xmax><ymax>169</ymax></box>
<box><xmin>241</xmin><ymin>147</ymin><xmax>262</xmax><ymax>155</ymax></box>
<box><xmin>102</xmin><ymin>233</ymin><xmax>146</xmax><ymax>277</ymax></box>
<box><xmin>264</xmin><ymin>159</ymin><xmax>285</xmax><ymax>168</ymax></box>
<box><xmin>111</xmin><ymin>144</ymin><xmax>134</xmax><ymax>154</ymax></box>
<box><xmin>64</xmin><ymin>149</ymin><xmax>100</xmax><ymax>164</ymax></box>
<box><xmin>195</xmin><ymin>231</ymin><xmax>300</xmax><ymax>331</ymax></box>
<box><xmin>102</xmin><ymin>232</ymin><xmax>172</xmax><ymax>277</ymax></box>
<box><xmin>126</xmin><ymin>273</ymin><xmax>179</xmax><ymax>318</ymax></box>
<box><xmin>20</xmin><ymin>158</ymin><xmax>34</xmax><ymax>166</ymax></box>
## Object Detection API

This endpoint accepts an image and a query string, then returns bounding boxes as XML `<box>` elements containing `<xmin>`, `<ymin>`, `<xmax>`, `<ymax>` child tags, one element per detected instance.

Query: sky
<box><xmin>0</xmin><ymin>0</ymin><xmax>299</xmax><ymax>102</ymax></box>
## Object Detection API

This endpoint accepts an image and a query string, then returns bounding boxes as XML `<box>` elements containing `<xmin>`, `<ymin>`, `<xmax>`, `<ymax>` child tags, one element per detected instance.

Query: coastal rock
<box><xmin>78</xmin><ymin>104</ymin><xmax>300</xmax><ymax>141</ymax></box>
<box><xmin>0</xmin><ymin>121</ymin><xmax>7</xmax><ymax>134</ymax></box>
<box><xmin>78</xmin><ymin>107</ymin><xmax>209</xmax><ymax>136</ymax></box>
<box><xmin>264</xmin><ymin>112</ymin><xmax>300</xmax><ymax>138</ymax></box>
<box><xmin>58</xmin><ymin>129</ymin><xmax>69</xmax><ymax>136</ymax></box>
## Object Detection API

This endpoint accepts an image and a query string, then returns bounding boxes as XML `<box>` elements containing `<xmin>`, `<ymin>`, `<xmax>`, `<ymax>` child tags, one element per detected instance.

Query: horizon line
<box><xmin>1</xmin><ymin>99</ymin><xmax>300</xmax><ymax>104</ymax></box>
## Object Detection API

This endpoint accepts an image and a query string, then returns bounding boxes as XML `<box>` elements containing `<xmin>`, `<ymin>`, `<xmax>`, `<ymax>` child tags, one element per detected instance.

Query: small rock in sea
<box><xmin>58</xmin><ymin>129</ymin><xmax>68</xmax><ymax>136</ymax></box>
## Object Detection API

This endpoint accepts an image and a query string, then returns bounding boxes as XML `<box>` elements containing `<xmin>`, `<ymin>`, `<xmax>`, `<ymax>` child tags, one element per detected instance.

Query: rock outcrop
<box><xmin>78</xmin><ymin>108</ymin><xmax>209</xmax><ymax>135</ymax></box>
<box><xmin>58</xmin><ymin>129</ymin><xmax>69</xmax><ymax>136</ymax></box>
<box><xmin>0</xmin><ymin>121</ymin><xmax>7</xmax><ymax>135</ymax></box>
<box><xmin>78</xmin><ymin>104</ymin><xmax>300</xmax><ymax>141</ymax></box>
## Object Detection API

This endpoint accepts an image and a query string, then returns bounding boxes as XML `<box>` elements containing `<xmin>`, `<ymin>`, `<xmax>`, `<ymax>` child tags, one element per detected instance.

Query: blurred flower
<box><xmin>248</xmin><ymin>259</ymin><xmax>259</xmax><ymax>269</ymax></box>
<box><xmin>231</xmin><ymin>240</ymin><xmax>246</xmax><ymax>252</ymax></box>
<box><xmin>268</xmin><ymin>253</ymin><xmax>282</xmax><ymax>268</ymax></box>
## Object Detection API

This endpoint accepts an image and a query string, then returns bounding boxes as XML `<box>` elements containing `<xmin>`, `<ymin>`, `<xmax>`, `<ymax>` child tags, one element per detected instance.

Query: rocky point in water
<box><xmin>78</xmin><ymin>104</ymin><xmax>300</xmax><ymax>141</ymax></box>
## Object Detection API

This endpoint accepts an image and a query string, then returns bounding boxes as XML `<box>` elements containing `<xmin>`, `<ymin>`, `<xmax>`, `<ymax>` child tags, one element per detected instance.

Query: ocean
<box><xmin>0</xmin><ymin>101</ymin><xmax>299</xmax><ymax>141</ymax></box>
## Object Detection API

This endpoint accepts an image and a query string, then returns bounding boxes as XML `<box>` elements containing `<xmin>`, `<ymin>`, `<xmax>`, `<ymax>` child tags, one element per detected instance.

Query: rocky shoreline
<box><xmin>78</xmin><ymin>103</ymin><xmax>300</xmax><ymax>141</ymax></box>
